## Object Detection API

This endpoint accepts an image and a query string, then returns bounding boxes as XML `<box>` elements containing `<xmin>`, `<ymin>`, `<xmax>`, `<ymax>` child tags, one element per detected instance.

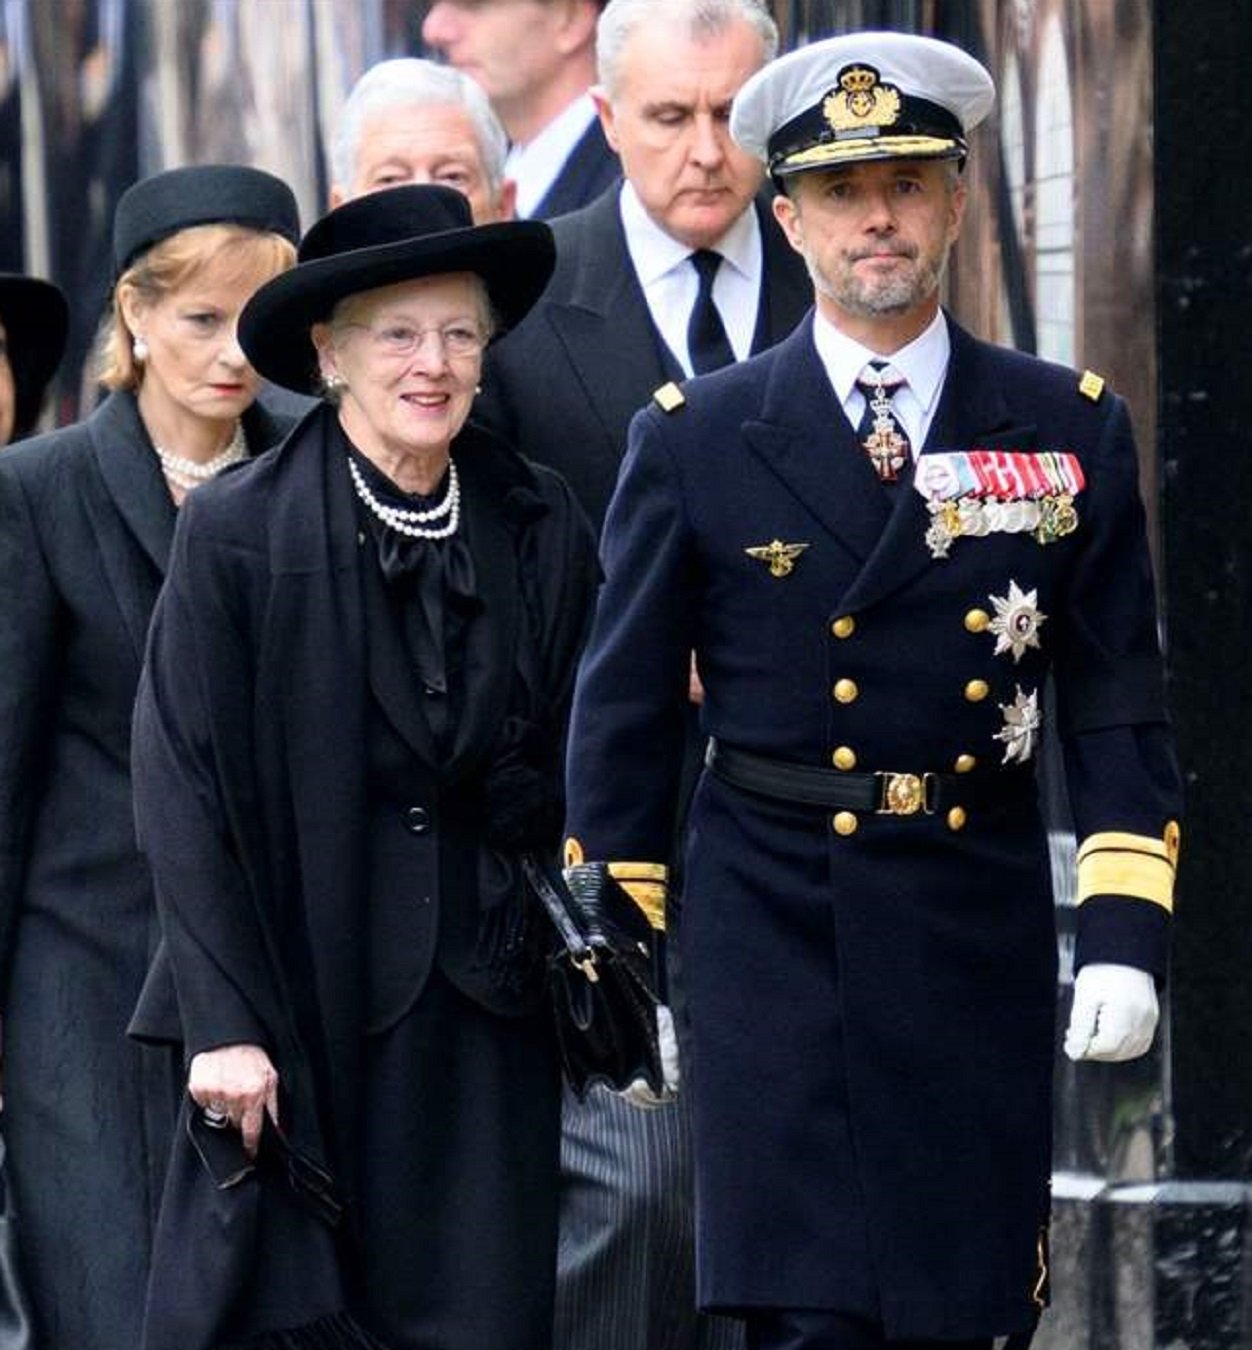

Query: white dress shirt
<box><xmin>617</xmin><ymin>181</ymin><xmax>763</xmax><ymax>377</ymax></box>
<box><xmin>505</xmin><ymin>93</ymin><xmax>600</xmax><ymax>220</ymax></box>
<box><xmin>812</xmin><ymin>306</ymin><xmax>951</xmax><ymax>456</ymax></box>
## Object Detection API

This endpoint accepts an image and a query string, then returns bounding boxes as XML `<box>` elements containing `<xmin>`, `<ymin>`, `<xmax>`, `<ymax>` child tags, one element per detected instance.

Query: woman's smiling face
<box><xmin>316</xmin><ymin>272</ymin><xmax>490</xmax><ymax>469</ymax></box>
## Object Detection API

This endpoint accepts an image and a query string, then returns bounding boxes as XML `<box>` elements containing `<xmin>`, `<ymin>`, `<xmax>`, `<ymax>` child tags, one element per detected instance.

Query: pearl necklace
<box><xmin>348</xmin><ymin>455</ymin><xmax>461</xmax><ymax>540</ymax></box>
<box><xmin>153</xmin><ymin>422</ymin><xmax>248</xmax><ymax>491</ymax></box>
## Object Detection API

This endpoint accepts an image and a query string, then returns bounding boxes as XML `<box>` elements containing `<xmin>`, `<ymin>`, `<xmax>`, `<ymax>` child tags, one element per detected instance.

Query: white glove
<box><xmin>617</xmin><ymin>1004</ymin><xmax>681</xmax><ymax>1108</ymax></box>
<box><xmin>1064</xmin><ymin>963</ymin><xmax>1159</xmax><ymax>1062</ymax></box>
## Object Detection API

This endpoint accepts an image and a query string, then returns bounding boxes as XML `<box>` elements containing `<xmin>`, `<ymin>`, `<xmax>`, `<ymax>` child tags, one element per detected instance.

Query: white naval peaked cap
<box><xmin>731</xmin><ymin>30</ymin><xmax>995</xmax><ymax>177</ymax></box>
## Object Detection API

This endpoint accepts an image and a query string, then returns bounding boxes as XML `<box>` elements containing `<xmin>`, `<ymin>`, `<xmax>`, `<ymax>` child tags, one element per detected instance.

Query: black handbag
<box><xmin>520</xmin><ymin>854</ymin><xmax>664</xmax><ymax>1098</ymax></box>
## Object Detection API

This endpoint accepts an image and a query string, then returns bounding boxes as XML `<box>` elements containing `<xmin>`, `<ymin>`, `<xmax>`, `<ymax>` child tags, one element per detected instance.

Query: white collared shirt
<box><xmin>813</xmin><ymin>306</ymin><xmax>951</xmax><ymax>456</ymax></box>
<box><xmin>505</xmin><ymin>93</ymin><xmax>600</xmax><ymax>220</ymax></box>
<box><xmin>617</xmin><ymin>181</ymin><xmax>763</xmax><ymax>377</ymax></box>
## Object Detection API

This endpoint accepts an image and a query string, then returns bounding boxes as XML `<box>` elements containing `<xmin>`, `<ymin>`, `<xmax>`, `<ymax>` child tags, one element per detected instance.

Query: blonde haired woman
<box><xmin>0</xmin><ymin>164</ymin><xmax>299</xmax><ymax>1350</ymax></box>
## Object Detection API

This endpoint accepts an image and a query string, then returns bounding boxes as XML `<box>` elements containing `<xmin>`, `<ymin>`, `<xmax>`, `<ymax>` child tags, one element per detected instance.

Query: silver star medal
<box><xmin>994</xmin><ymin>685</ymin><xmax>1041</xmax><ymax>765</ymax></box>
<box><xmin>988</xmin><ymin>581</ymin><xmax>1047</xmax><ymax>663</ymax></box>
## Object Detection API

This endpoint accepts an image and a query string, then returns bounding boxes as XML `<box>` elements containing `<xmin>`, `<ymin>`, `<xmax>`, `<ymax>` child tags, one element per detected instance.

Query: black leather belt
<box><xmin>705</xmin><ymin>737</ymin><xmax>1031</xmax><ymax>816</ymax></box>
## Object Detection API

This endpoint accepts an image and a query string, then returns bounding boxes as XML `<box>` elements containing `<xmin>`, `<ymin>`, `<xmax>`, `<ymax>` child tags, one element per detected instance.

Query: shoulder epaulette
<box><xmin>652</xmin><ymin>381</ymin><xmax>686</xmax><ymax>413</ymax></box>
<box><xmin>1078</xmin><ymin>369</ymin><xmax>1105</xmax><ymax>403</ymax></box>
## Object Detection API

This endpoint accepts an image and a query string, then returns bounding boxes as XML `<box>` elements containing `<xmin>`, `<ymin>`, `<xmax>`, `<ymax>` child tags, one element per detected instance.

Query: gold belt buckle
<box><xmin>876</xmin><ymin>772</ymin><xmax>937</xmax><ymax>816</ymax></box>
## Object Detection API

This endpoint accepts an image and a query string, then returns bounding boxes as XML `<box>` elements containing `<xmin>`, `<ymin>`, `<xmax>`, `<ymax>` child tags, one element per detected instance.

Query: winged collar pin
<box><xmin>745</xmin><ymin>539</ymin><xmax>810</xmax><ymax>578</ymax></box>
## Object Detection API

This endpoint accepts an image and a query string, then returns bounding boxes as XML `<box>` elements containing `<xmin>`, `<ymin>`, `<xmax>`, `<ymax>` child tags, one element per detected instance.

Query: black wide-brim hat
<box><xmin>113</xmin><ymin>164</ymin><xmax>301</xmax><ymax>276</ymax></box>
<box><xmin>238</xmin><ymin>184</ymin><xmax>555</xmax><ymax>394</ymax></box>
<box><xmin>0</xmin><ymin>273</ymin><xmax>69</xmax><ymax>439</ymax></box>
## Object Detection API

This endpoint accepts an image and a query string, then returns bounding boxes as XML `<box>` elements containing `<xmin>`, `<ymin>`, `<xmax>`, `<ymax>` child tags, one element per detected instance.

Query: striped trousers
<box><xmin>553</xmin><ymin>1082</ymin><xmax>745</xmax><ymax>1350</ymax></box>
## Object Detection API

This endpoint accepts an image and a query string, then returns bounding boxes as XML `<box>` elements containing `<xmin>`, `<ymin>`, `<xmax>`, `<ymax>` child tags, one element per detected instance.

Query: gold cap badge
<box><xmin>824</xmin><ymin>64</ymin><xmax>902</xmax><ymax>133</ymax></box>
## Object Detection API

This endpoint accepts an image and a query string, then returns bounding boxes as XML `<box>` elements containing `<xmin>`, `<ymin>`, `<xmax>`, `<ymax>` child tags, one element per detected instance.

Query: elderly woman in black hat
<box><xmin>0</xmin><ymin>164</ymin><xmax>299</xmax><ymax>1350</ymax></box>
<box><xmin>0</xmin><ymin>271</ymin><xmax>68</xmax><ymax>444</ymax></box>
<box><xmin>129</xmin><ymin>184</ymin><xmax>598</xmax><ymax>1350</ymax></box>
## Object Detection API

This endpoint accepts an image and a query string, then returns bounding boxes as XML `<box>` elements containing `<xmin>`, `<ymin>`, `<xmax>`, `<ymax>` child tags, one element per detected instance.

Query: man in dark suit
<box><xmin>562</xmin><ymin>29</ymin><xmax>1180</xmax><ymax>1350</ymax></box>
<box><xmin>480</xmin><ymin>0</ymin><xmax>809</xmax><ymax>529</ymax></box>
<box><xmin>421</xmin><ymin>0</ymin><xmax>617</xmax><ymax>219</ymax></box>
<box><xmin>479</xmin><ymin>4</ymin><xmax>808</xmax><ymax>1350</ymax></box>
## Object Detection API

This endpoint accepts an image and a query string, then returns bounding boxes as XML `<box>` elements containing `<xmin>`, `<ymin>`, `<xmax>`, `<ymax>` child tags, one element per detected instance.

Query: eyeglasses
<box><xmin>339</xmin><ymin>320</ymin><xmax>488</xmax><ymax>360</ymax></box>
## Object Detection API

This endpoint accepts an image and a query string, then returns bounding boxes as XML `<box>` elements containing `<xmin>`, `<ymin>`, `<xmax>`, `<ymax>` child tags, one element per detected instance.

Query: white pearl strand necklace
<box><xmin>153</xmin><ymin>421</ymin><xmax>247</xmax><ymax>491</ymax></box>
<box><xmin>348</xmin><ymin>455</ymin><xmax>461</xmax><ymax>540</ymax></box>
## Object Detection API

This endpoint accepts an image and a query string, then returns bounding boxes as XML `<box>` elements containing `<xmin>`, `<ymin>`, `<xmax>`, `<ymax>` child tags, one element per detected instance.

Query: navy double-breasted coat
<box><xmin>563</xmin><ymin>315</ymin><xmax>1180</xmax><ymax>1341</ymax></box>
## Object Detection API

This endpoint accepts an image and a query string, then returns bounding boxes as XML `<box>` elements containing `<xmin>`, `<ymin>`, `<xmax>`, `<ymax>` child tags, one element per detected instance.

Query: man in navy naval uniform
<box><xmin>480</xmin><ymin>6</ymin><xmax>809</xmax><ymax>1350</ymax></box>
<box><xmin>562</xmin><ymin>30</ymin><xmax>1181</xmax><ymax>1350</ymax></box>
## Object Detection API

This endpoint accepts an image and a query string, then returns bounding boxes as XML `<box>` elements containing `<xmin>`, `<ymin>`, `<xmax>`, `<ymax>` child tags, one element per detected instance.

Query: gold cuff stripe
<box><xmin>607</xmin><ymin>861</ymin><xmax>670</xmax><ymax>882</ymax></box>
<box><xmin>616</xmin><ymin>880</ymin><xmax>667</xmax><ymax>931</ymax></box>
<box><xmin>1076</xmin><ymin>831</ymin><xmax>1174</xmax><ymax>866</ymax></box>
<box><xmin>1076</xmin><ymin>831</ymin><xmax>1176</xmax><ymax>913</ymax></box>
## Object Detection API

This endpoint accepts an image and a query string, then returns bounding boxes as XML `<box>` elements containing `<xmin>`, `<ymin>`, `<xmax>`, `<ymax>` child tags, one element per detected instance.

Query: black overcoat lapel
<box><xmin>543</xmin><ymin>193</ymin><xmax>670</xmax><ymax>446</ymax></box>
<box><xmin>246</xmin><ymin>418</ymin><xmax>369</xmax><ymax>1167</ymax></box>
<box><xmin>741</xmin><ymin>319</ymin><xmax>893</xmax><ymax>566</ymax></box>
<box><xmin>85</xmin><ymin>392</ymin><xmax>295</xmax><ymax>663</ymax></box>
<box><xmin>84</xmin><ymin>392</ymin><xmax>177</xmax><ymax>660</ymax></box>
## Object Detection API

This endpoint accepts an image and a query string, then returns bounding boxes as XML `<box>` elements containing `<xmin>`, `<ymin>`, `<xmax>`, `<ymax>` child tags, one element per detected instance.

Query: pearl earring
<box><xmin>132</xmin><ymin>337</ymin><xmax>149</xmax><ymax>363</ymax></box>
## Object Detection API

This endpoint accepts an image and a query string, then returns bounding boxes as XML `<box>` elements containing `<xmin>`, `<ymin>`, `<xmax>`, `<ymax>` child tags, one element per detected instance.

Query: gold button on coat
<box><xmin>964</xmin><ymin>609</ymin><xmax>990</xmax><ymax>633</ymax></box>
<box><xmin>964</xmin><ymin>679</ymin><xmax>990</xmax><ymax>702</ymax></box>
<box><xmin>832</xmin><ymin>746</ymin><xmax>857</xmax><ymax>770</ymax></box>
<box><xmin>954</xmin><ymin>754</ymin><xmax>977</xmax><ymax>773</ymax></box>
<box><xmin>947</xmin><ymin>806</ymin><xmax>967</xmax><ymax>832</ymax></box>
<box><xmin>832</xmin><ymin>812</ymin><xmax>858</xmax><ymax>836</ymax></box>
<box><xmin>833</xmin><ymin>678</ymin><xmax>859</xmax><ymax>704</ymax></box>
<box><xmin>831</xmin><ymin>616</ymin><xmax>856</xmax><ymax>639</ymax></box>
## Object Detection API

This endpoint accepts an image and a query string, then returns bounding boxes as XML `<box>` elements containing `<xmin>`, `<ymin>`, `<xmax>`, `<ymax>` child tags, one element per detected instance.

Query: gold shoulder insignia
<box><xmin>653</xmin><ymin>381</ymin><xmax>685</xmax><ymax>413</ymax></box>
<box><xmin>1078</xmin><ymin>370</ymin><xmax>1105</xmax><ymax>402</ymax></box>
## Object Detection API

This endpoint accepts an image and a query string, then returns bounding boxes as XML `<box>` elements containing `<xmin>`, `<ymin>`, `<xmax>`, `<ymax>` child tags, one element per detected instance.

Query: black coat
<box><xmin>563</xmin><ymin>317</ymin><xmax>1181</xmax><ymax>1339</ymax></box>
<box><xmin>478</xmin><ymin>187</ymin><xmax>811</xmax><ymax>528</ymax></box>
<box><xmin>0</xmin><ymin>389</ymin><xmax>290</xmax><ymax>1350</ymax></box>
<box><xmin>129</xmin><ymin>407</ymin><xmax>599</xmax><ymax>1347</ymax></box>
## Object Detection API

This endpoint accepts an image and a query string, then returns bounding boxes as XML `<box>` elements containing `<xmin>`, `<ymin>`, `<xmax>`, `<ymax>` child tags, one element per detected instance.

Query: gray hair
<box><xmin>596</xmin><ymin>0</ymin><xmax>778</xmax><ymax>98</ymax></box>
<box><xmin>331</xmin><ymin>58</ymin><xmax>509</xmax><ymax>195</ymax></box>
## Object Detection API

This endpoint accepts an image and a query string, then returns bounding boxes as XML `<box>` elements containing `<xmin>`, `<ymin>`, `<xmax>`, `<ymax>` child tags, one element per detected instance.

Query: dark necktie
<box><xmin>854</xmin><ymin>360</ymin><xmax>911</xmax><ymax>483</ymax></box>
<box><xmin>687</xmin><ymin>249</ymin><xmax>736</xmax><ymax>374</ymax></box>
